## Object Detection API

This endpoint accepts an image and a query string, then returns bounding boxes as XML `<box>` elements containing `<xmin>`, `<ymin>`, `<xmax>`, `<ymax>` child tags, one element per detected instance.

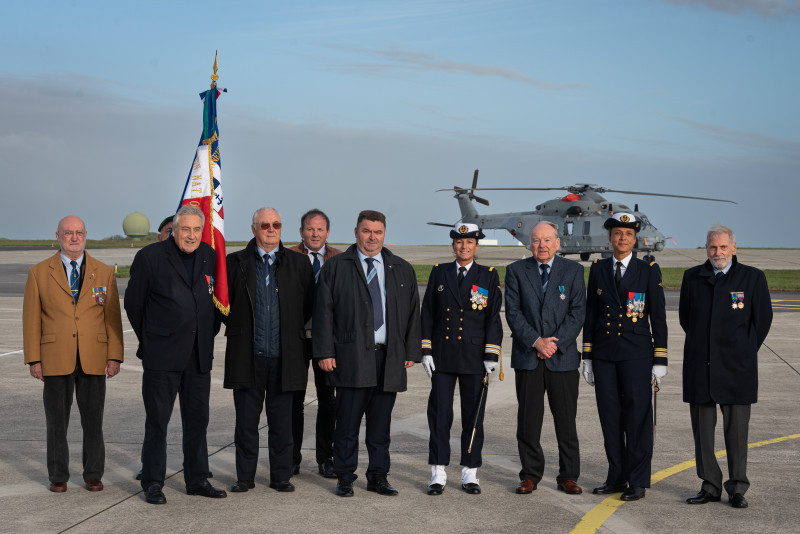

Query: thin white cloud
<box><xmin>328</xmin><ymin>46</ymin><xmax>585</xmax><ymax>90</ymax></box>
<box><xmin>674</xmin><ymin>116</ymin><xmax>800</xmax><ymax>159</ymax></box>
<box><xmin>662</xmin><ymin>0</ymin><xmax>800</xmax><ymax>17</ymax></box>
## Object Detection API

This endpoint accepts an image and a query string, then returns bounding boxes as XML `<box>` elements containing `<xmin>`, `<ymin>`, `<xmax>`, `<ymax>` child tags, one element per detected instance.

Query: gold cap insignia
<box><xmin>459</xmin><ymin>225</ymin><xmax>469</xmax><ymax>234</ymax></box>
<box><xmin>620</xmin><ymin>215</ymin><xmax>630</xmax><ymax>223</ymax></box>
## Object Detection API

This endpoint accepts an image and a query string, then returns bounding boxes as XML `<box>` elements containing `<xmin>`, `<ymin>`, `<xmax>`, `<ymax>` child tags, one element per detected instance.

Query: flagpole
<box><xmin>211</xmin><ymin>50</ymin><xmax>219</xmax><ymax>89</ymax></box>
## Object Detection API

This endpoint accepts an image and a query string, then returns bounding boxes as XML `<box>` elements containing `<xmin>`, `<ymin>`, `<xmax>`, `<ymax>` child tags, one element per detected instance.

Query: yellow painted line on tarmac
<box><xmin>570</xmin><ymin>433</ymin><xmax>800</xmax><ymax>534</ymax></box>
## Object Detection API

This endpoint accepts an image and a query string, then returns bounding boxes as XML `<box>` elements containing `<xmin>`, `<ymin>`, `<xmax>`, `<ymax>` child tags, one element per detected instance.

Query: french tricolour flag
<box><xmin>178</xmin><ymin>86</ymin><xmax>229</xmax><ymax>315</ymax></box>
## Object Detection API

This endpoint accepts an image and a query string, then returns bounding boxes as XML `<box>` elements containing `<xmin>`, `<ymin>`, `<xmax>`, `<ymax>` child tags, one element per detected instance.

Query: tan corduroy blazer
<box><xmin>23</xmin><ymin>252</ymin><xmax>124</xmax><ymax>376</ymax></box>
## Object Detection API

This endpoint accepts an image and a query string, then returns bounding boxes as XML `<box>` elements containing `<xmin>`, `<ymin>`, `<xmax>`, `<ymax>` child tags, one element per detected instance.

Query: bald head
<box><xmin>56</xmin><ymin>215</ymin><xmax>87</xmax><ymax>261</ymax></box>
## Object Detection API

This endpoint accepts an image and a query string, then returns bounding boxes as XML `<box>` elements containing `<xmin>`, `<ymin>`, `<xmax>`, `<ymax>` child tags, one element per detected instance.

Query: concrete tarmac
<box><xmin>1</xmin><ymin>248</ymin><xmax>799</xmax><ymax>533</ymax></box>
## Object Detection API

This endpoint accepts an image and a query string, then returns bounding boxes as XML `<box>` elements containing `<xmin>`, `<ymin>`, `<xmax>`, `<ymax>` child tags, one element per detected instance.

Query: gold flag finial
<box><xmin>210</xmin><ymin>50</ymin><xmax>219</xmax><ymax>89</ymax></box>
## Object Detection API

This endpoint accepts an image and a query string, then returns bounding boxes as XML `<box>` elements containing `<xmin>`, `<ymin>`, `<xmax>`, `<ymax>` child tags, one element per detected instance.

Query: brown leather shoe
<box><xmin>85</xmin><ymin>479</ymin><xmax>104</xmax><ymax>491</ymax></box>
<box><xmin>516</xmin><ymin>479</ymin><xmax>537</xmax><ymax>494</ymax></box>
<box><xmin>49</xmin><ymin>482</ymin><xmax>67</xmax><ymax>493</ymax></box>
<box><xmin>557</xmin><ymin>479</ymin><xmax>583</xmax><ymax>494</ymax></box>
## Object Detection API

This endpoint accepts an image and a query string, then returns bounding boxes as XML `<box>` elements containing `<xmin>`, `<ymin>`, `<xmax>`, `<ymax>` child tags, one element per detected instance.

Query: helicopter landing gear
<box><xmin>580</xmin><ymin>252</ymin><xmax>591</xmax><ymax>261</ymax></box>
<box><xmin>642</xmin><ymin>254</ymin><xmax>655</xmax><ymax>263</ymax></box>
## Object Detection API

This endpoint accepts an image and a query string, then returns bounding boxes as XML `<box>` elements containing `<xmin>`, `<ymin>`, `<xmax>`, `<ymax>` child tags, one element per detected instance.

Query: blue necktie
<box><xmin>540</xmin><ymin>263</ymin><xmax>549</xmax><ymax>292</ymax></box>
<box><xmin>70</xmin><ymin>260</ymin><xmax>79</xmax><ymax>303</ymax></box>
<box><xmin>716</xmin><ymin>271</ymin><xmax>723</xmax><ymax>282</ymax></box>
<box><xmin>264</xmin><ymin>255</ymin><xmax>271</xmax><ymax>288</ymax></box>
<box><xmin>365</xmin><ymin>257</ymin><xmax>384</xmax><ymax>331</ymax></box>
<box><xmin>311</xmin><ymin>252</ymin><xmax>321</xmax><ymax>284</ymax></box>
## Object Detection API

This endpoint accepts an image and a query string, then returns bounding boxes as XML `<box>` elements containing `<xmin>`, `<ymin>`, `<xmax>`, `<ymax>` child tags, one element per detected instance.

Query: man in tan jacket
<box><xmin>23</xmin><ymin>215</ymin><xmax>124</xmax><ymax>493</ymax></box>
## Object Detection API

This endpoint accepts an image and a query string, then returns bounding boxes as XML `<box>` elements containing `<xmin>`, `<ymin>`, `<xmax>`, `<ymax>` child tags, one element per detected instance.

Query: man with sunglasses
<box><xmin>222</xmin><ymin>207</ymin><xmax>315</xmax><ymax>494</ymax></box>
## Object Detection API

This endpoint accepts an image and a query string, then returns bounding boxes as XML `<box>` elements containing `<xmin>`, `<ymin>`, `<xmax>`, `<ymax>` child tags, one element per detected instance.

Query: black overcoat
<box><xmin>312</xmin><ymin>245</ymin><xmax>421</xmax><ymax>392</ymax></box>
<box><xmin>221</xmin><ymin>239</ymin><xmax>315</xmax><ymax>391</ymax></box>
<box><xmin>124</xmin><ymin>238</ymin><xmax>218</xmax><ymax>373</ymax></box>
<box><xmin>421</xmin><ymin>261</ymin><xmax>503</xmax><ymax>374</ymax></box>
<box><xmin>679</xmin><ymin>256</ymin><xmax>772</xmax><ymax>405</ymax></box>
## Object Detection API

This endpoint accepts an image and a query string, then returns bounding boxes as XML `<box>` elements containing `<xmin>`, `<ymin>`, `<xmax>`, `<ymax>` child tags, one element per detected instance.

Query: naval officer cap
<box><xmin>604</xmin><ymin>212</ymin><xmax>641</xmax><ymax>233</ymax></box>
<box><xmin>450</xmin><ymin>222</ymin><xmax>485</xmax><ymax>240</ymax></box>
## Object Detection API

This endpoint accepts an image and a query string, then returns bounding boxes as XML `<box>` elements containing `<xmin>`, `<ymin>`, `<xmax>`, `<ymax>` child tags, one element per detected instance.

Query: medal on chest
<box><xmin>627</xmin><ymin>292</ymin><xmax>645</xmax><ymax>322</ymax></box>
<box><xmin>730</xmin><ymin>291</ymin><xmax>744</xmax><ymax>310</ymax></box>
<box><xmin>91</xmin><ymin>286</ymin><xmax>107</xmax><ymax>305</ymax></box>
<box><xmin>470</xmin><ymin>285</ymin><xmax>489</xmax><ymax>310</ymax></box>
<box><xmin>558</xmin><ymin>285</ymin><xmax>566</xmax><ymax>300</ymax></box>
<box><xmin>206</xmin><ymin>275</ymin><xmax>214</xmax><ymax>295</ymax></box>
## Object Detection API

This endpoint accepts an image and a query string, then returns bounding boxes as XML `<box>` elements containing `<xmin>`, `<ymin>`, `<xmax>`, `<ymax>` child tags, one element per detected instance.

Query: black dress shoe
<box><xmin>318</xmin><ymin>459</ymin><xmax>336</xmax><ymax>479</ymax></box>
<box><xmin>730</xmin><ymin>493</ymin><xmax>748</xmax><ymax>508</ymax></box>
<box><xmin>230</xmin><ymin>480</ymin><xmax>255</xmax><ymax>493</ymax></box>
<box><xmin>269</xmin><ymin>480</ymin><xmax>295</xmax><ymax>492</ymax></box>
<box><xmin>336</xmin><ymin>479</ymin><xmax>354</xmax><ymax>497</ymax></box>
<box><xmin>186</xmin><ymin>480</ymin><xmax>227</xmax><ymax>498</ymax></box>
<box><xmin>592</xmin><ymin>482</ymin><xmax>628</xmax><ymax>495</ymax></box>
<box><xmin>135</xmin><ymin>469</ymin><xmax>142</xmax><ymax>481</ymax></box>
<box><xmin>367</xmin><ymin>479</ymin><xmax>398</xmax><ymax>496</ymax></box>
<box><xmin>292</xmin><ymin>464</ymin><xmax>300</xmax><ymax>475</ymax></box>
<box><xmin>427</xmin><ymin>483</ymin><xmax>444</xmax><ymax>495</ymax></box>
<box><xmin>686</xmin><ymin>489</ymin><xmax>721</xmax><ymax>504</ymax></box>
<box><xmin>461</xmin><ymin>483</ymin><xmax>481</xmax><ymax>495</ymax></box>
<box><xmin>145</xmin><ymin>484</ymin><xmax>166</xmax><ymax>505</ymax></box>
<box><xmin>620</xmin><ymin>486</ymin><xmax>646</xmax><ymax>501</ymax></box>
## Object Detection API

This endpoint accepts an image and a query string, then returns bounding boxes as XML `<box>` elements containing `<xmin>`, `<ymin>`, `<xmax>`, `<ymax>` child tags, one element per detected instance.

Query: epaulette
<box><xmin>434</xmin><ymin>263</ymin><xmax>439</xmax><ymax>267</ymax></box>
<box><xmin>649</xmin><ymin>261</ymin><xmax>656</xmax><ymax>267</ymax></box>
<box><xmin>593</xmin><ymin>259</ymin><xmax>598</xmax><ymax>264</ymax></box>
<box><xmin>489</xmin><ymin>266</ymin><xmax>494</xmax><ymax>271</ymax></box>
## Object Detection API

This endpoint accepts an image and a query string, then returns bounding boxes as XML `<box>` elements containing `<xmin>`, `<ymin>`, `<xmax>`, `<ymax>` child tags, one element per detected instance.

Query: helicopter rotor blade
<box><xmin>466</xmin><ymin>187</ymin><xmax>572</xmax><ymax>192</ymax></box>
<box><xmin>473</xmin><ymin>195</ymin><xmax>490</xmax><ymax>206</ymax></box>
<box><xmin>427</xmin><ymin>222</ymin><xmax>455</xmax><ymax>228</ymax></box>
<box><xmin>471</xmin><ymin>169</ymin><xmax>479</xmax><ymax>190</ymax></box>
<box><xmin>601</xmin><ymin>189</ymin><xmax>737</xmax><ymax>204</ymax></box>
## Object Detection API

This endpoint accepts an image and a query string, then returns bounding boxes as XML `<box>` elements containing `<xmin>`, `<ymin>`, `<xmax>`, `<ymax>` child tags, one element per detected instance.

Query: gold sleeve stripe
<box><xmin>421</xmin><ymin>340</ymin><xmax>432</xmax><ymax>349</ymax></box>
<box><xmin>582</xmin><ymin>343</ymin><xmax>593</xmax><ymax>352</ymax></box>
<box><xmin>484</xmin><ymin>344</ymin><xmax>502</xmax><ymax>355</ymax></box>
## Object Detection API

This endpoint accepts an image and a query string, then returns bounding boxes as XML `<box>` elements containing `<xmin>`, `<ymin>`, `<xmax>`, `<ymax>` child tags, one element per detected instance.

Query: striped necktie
<box><xmin>540</xmin><ymin>263</ymin><xmax>549</xmax><ymax>292</ymax></box>
<box><xmin>70</xmin><ymin>260</ymin><xmax>80</xmax><ymax>303</ymax></box>
<box><xmin>311</xmin><ymin>252</ymin><xmax>321</xmax><ymax>284</ymax></box>
<box><xmin>365</xmin><ymin>257</ymin><xmax>384</xmax><ymax>330</ymax></box>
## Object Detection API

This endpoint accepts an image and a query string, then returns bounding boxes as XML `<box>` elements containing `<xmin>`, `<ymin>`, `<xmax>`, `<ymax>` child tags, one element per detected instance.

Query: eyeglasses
<box><xmin>257</xmin><ymin>222</ymin><xmax>282</xmax><ymax>230</ymax></box>
<box><xmin>61</xmin><ymin>231</ymin><xmax>85</xmax><ymax>238</ymax></box>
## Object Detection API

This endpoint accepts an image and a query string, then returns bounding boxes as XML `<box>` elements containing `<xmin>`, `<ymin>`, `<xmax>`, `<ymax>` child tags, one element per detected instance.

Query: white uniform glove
<box><xmin>484</xmin><ymin>360</ymin><xmax>498</xmax><ymax>375</ymax></box>
<box><xmin>652</xmin><ymin>365</ymin><xmax>668</xmax><ymax>387</ymax></box>
<box><xmin>582</xmin><ymin>360</ymin><xmax>595</xmax><ymax>387</ymax></box>
<box><xmin>422</xmin><ymin>355</ymin><xmax>435</xmax><ymax>378</ymax></box>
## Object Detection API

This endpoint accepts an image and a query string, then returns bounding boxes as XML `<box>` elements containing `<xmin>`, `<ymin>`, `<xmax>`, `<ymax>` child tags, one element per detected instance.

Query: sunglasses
<box><xmin>257</xmin><ymin>222</ymin><xmax>282</xmax><ymax>230</ymax></box>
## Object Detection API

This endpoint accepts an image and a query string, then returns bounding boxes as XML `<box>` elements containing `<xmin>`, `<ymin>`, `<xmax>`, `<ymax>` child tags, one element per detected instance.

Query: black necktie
<box><xmin>365</xmin><ymin>257</ymin><xmax>384</xmax><ymax>331</ymax></box>
<box><xmin>311</xmin><ymin>252</ymin><xmax>321</xmax><ymax>284</ymax></box>
<box><xmin>540</xmin><ymin>263</ymin><xmax>549</xmax><ymax>292</ymax></box>
<box><xmin>716</xmin><ymin>271</ymin><xmax>723</xmax><ymax>282</ymax></box>
<box><xmin>70</xmin><ymin>260</ymin><xmax>80</xmax><ymax>303</ymax></box>
<box><xmin>615</xmin><ymin>261</ymin><xmax>623</xmax><ymax>287</ymax></box>
<box><xmin>457</xmin><ymin>266</ymin><xmax>466</xmax><ymax>286</ymax></box>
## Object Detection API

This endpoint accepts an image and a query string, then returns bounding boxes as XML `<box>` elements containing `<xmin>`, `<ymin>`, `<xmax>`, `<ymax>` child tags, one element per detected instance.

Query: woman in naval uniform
<box><xmin>420</xmin><ymin>223</ymin><xmax>503</xmax><ymax>496</ymax></box>
<box><xmin>581</xmin><ymin>212</ymin><xmax>667</xmax><ymax>502</ymax></box>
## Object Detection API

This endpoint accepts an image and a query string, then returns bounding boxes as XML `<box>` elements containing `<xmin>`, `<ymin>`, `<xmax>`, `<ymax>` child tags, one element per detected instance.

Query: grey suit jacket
<box><xmin>504</xmin><ymin>255</ymin><xmax>586</xmax><ymax>371</ymax></box>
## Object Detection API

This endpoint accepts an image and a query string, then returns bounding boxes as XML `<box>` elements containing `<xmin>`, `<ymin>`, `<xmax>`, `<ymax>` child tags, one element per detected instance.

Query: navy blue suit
<box><xmin>421</xmin><ymin>262</ymin><xmax>502</xmax><ymax>468</ymax></box>
<box><xmin>583</xmin><ymin>255</ymin><xmax>667</xmax><ymax>488</ymax></box>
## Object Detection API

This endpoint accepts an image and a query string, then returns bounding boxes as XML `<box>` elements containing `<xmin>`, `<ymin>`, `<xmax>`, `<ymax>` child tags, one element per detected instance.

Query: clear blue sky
<box><xmin>3</xmin><ymin>0</ymin><xmax>798</xmax><ymax>248</ymax></box>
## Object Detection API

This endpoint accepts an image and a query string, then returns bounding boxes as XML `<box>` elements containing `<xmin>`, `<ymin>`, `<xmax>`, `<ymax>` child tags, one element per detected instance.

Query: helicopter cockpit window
<box><xmin>583</xmin><ymin>221</ymin><xmax>590</xmax><ymax>235</ymax></box>
<box><xmin>564</xmin><ymin>221</ymin><xmax>574</xmax><ymax>236</ymax></box>
<box><xmin>638</xmin><ymin>215</ymin><xmax>650</xmax><ymax>229</ymax></box>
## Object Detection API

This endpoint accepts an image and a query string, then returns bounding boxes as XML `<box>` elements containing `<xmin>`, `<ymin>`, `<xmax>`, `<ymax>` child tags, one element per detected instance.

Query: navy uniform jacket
<box><xmin>312</xmin><ymin>245</ymin><xmax>421</xmax><ymax>392</ymax></box>
<box><xmin>124</xmin><ymin>239</ymin><xmax>218</xmax><ymax>373</ymax></box>
<box><xmin>583</xmin><ymin>256</ymin><xmax>667</xmax><ymax>365</ymax></box>
<box><xmin>505</xmin><ymin>255</ymin><xmax>585</xmax><ymax>371</ymax></box>
<box><xmin>679</xmin><ymin>256</ymin><xmax>772</xmax><ymax>405</ymax></box>
<box><xmin>421</xmin><ymin>262</ymin><xmax>502</xmax><ymax>375</ymax></box>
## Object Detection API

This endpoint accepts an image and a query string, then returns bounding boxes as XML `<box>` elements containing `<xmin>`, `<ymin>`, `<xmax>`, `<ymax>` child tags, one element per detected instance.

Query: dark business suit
<box><xmin>313</xmin><ymin>245</ymin><xmax>421</xmax><ymax>483</ymax></box>
<box><xmin>124</xmin><ymin>238</ymin><xmax>218</xmax><ymax>490</ymax></box>
<box><xmin>222</xmin><ymin>240</ymin><xmax>314</xmax><ymax>483</ymax></box>
<box><xmin>505</xmin><ymin>255</ymin><xmax>585</xmax><ymax>484</ymax></box>
<box><xmin>583</xmin><ymin>255</ymin><xmax>667</xmax><ymax>489</ymax></box>
<box><xmin>288</xmin><ymin>242</ymin><xmax>342</xmax><ymax>467</ymax></box>
<box><xmin>680</xmin><ymin>255</ymin><xmax>772</xmax><ymax>497</ymax></box>
<box><xmin>421</xmin><ymin>262</ymin><xmax>503</xmax><ymax>468</ymax></box>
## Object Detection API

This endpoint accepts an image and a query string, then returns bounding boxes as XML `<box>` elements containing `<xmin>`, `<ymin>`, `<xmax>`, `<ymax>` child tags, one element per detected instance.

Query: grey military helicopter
<box><xmin>431</xmin><ymin>170</ymin><xmax>736</xmax><ymax>262</ymax></box>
